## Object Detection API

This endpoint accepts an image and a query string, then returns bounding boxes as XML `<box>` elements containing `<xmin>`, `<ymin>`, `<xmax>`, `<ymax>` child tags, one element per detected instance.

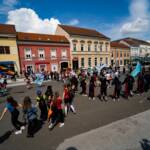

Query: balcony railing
<box><xmin>20</xmin><ymin>56</ymin><xmax>70</xmax><ymax>61</ymax></box>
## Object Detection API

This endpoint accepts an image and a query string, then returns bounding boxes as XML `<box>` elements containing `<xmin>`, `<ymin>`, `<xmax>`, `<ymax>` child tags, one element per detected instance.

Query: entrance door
<box><xmin>26</xmin><ymin>65</ymin><xmax>33</xmax><ymax>74</ymax></box>
<box><xmin>72</xmin><ymin>60</ymin><xmax>79</xmax><ymax>70</ymax></box>
<box><xmin>39</xmin><ymin>64</ymin><xmax>46</xmax><ymax>72</ymax></box>
<box><xmin>61</xmin><ymin>62</ymin><xmax>68</xmax><ymax>71</ymax></box>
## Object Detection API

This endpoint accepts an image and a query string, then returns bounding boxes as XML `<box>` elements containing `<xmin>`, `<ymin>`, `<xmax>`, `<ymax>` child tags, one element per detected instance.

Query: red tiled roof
<box><xmin>0</xmin><ymin>24</ymin><xmax>16</xmax><ymax>35</ymax></box>
<box><xmin>59</xmin><ymin>24</ymin><xmax>110</xmax><ymax>40</ymax></box>
<box><xmin>111</xmin><ymin>41</ymin><xmax>130</xmax><ymax>49</ymax></box>
<box><xmin>115</xmin><ymin>37</ymin><xmax>150</xmax><ymax>47</ymax></box>
<box><xmin>17</xmin><ymin>32</ymin><xmax>69</xmax><ymax>43</ymax></box>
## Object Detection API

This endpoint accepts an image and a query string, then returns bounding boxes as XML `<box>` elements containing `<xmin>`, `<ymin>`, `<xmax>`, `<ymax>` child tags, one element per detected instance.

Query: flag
<box><xmin>131</xmin><ymin>62</ymin><xmax>142</xmax><ymax>77</ymax></box>
<box><xmin>34</xmin><ymin>73</ymin><xmax>44</xmax><ymax>86</ymax></box>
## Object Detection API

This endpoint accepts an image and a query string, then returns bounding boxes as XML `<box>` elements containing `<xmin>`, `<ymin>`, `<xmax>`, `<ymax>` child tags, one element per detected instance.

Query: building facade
<box><xmin>17</xmin><ymin>32</ymin><xmax>70</xmax><ymax>73</ymax></box>
<box><xmin>115</xmin><ymin>38</ymin><xmax>150</xmax><ymax>64</ymax></box>
<box><xmin>110</xmin><ymin>41</ymin><xmax>130</xmax><ymax>67</ymax></box>
<box><xmin>0</xmin><ymin>24</ymin><xmax>20</xmax><ymax>73</ymax></box>
<box><xmin>56</xmin><ymin>25</ymin><xmax>111</xmax><ymax>70</ymax></box>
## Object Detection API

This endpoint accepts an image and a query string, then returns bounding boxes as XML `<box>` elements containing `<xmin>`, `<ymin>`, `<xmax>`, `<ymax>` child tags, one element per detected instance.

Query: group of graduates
<box><xmin>0</xmin><ymin>83</ymin><xmax>76</xmax><ymax>137</ymax></box>
<box><xmin>0</xmin><ymin>66</ymin><xmax>150</xmax><ymax>138</ymax></box>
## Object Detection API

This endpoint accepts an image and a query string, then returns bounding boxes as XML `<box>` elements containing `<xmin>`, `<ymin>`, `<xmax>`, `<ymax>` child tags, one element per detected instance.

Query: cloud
<box><xmin>0</xmin><ymin>0</ymin><xmax>18</xmax><ymax>14</ymax></box>
<box><xmin>6</xmin><ymin>8</ymin><xmax>61</xmax><ymax>34</ymax></box>
<box><xmin>69</xmin><ymin>19</ymin><xmax>79</xmax><ymax>26</ymax></box>
<box><xmin>120</xmin><ymin>0</ymin><xmax>150</xmax><ymax>35</ymax></box>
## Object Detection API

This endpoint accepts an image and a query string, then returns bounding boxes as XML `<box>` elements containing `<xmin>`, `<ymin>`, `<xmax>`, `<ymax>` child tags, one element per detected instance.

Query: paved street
<box><xmin>0</xmin><ymin>80</ymin><xmax>150</xmax><ymax>150</ymax></box>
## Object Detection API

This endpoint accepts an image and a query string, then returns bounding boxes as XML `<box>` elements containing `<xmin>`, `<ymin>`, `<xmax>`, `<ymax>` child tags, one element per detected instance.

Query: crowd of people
<box><xmin>0</xmin><ymin>65</ymin><xmax>150</xmax><ymax>138</ymax></box>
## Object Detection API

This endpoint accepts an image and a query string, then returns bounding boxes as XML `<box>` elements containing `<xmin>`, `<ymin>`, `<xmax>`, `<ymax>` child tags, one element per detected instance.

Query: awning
<box><xmin>0</xmin><ymin>61</ymin><xmax>15</xmax><ymax>65</ymax></box>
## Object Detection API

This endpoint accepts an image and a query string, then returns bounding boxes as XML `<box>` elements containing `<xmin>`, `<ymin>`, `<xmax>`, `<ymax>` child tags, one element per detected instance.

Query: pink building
<box><xmin>17</xmin><ymin>32</ymin><xmax>70</xmax><ymax>73</ymax></box>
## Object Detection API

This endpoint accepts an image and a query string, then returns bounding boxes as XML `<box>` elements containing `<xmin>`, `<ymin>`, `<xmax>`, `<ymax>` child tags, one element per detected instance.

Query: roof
<box><xmin>115</xmin><ymin>37</ymin><xmax>150</xmax><ymax>47</ymax></box>
<box><xmin>0</xmin><ymin>24</ymin><xmax>16</xmax><ymax>35</ymax></box>
<box><xmin>111</xmin><ymin>41</ymin><xmax>130</xmax><ymax>49</ymax></box>
<box><xmin>59</xmin><ymin>24</ymin><xmax>110</xmax><ymax>40</ymax></box>
<box><xmin>17</xmin><ymin>32</ymin><xmax>69</xmax><ymax>44</ymax></box>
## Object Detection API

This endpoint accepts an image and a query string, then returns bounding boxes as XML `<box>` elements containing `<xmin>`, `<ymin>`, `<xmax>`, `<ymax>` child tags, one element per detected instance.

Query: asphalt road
<box><xmin>0</xmin><ymin>80</ymin><xmax>150</xmax><ymax>150</ymax></box>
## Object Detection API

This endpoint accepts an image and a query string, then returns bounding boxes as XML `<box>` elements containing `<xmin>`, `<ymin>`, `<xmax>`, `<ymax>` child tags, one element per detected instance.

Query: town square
<box><xmin>0</xmin><ymin>0</ymin><xmax>150</xmax><ymax>150</ymax></box>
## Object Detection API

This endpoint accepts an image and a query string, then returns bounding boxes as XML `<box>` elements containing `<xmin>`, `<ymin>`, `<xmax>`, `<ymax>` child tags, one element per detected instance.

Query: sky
<box><xmin>0</xmin><ymin>0</ymin><xmax>150</xmax><ymax>40</ymax></box>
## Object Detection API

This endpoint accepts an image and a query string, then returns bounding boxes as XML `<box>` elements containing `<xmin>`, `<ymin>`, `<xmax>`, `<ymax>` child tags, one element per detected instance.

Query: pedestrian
<box><xmin>49</xmin><ymin>91</ymin><xmax>64</xmax><ymax>129</ymax></box>
<box><xmin>122</xmin><ymin>74</ymin><xmax>134</xmax><ymax>98</ymax></box>
<box><xmin>68</xmin><ymin>85</ymin><xmax>76</xmax><ymax>114</ymax></box>
<box><xmin>22</xmin><ymin>96</ymin><xmax>38</xmax><ymax>137</ymax></box>
<box><xmin>112</xmin><ymin>75</ymin><xmax>121</xmax><ymax>101</ymax></box>
<box><xmin>36</xmin><ymin>90</ymin><xmax>48</xmax><ymax>121</ymax></box>
<box><xmin>88</xmin><ymin>76</ymin><xmax>95</xmax><ymax>100</ymax></box>
<box><xmin>45</xmin><ymin>85</ymin><xmax>53</xmax><ymax>108</ymax></box>
<box><xmin>63</xmin><ymin>84</ymin><xmax>70</xmax><ymax>116</ymax></box>
<box><xmin>0</xmin><ymin>96</ymin><xmax>25</xmax><ymax>135</ymax></box>
<box><xmin>99</xmin><ymin>73</ymin><xmax>108</xmax><ymax>101</ymax></box>
<box><xmin>137</xmin><ymin>73</ymin><xmax>144</xmax><ymax>95</ymax></box>
<box><xmin>80</xmin><ymin>78</ymin><xmax>87</xmax><ymax>96</ymax></box>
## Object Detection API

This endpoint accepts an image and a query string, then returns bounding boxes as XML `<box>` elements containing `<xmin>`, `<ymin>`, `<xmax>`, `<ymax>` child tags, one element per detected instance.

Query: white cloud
<box><xmin>120</xmin><ymin>0</ymin><xmax>150</xmax><ymax>35</ymax></box>
<box><xmin>0</xmin><ymin>0</ymin><xmax>18</xmax><ymax>14</ymax></box>
<box><xmin>69</xmin><ymin>19</ymin><xmax>79</xmax><ymax>26</ymax></box>
<box><xmin>6</xmin><ymin>8</ymin><xmax>61</xmax><ymax>34</ymax></box>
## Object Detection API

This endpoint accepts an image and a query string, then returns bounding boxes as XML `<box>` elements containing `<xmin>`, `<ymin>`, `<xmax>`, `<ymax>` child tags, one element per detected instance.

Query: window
<box><xmin>73</xmin><ymin>44</ymin><xmax>76</xmax><ymax>51</ymax></box>
<box><xmin>100</xmin><ymin>57</ymin><xmax>103</xmax><ymax>64</ymax></box>
<box><xmin>117</xmin><ymin>52</ymin><xmax>119</xmax><ymax>57</ymax></box>
<box><xmin>81</xmin><ymin>44</ymin><xmax>84</xmax><ymax>51</ymax></box>
<box><xmin>88</xmin><ymin>44</ymin><xmax>91</xmax><ymax>52</ymax></box>
<box><xmin>105</xmin><ymin>43</ymin><xmax>108</xmax><ymax>52</ymax></box>
<box><xmin>95</xmin><ymin>44</ymin><xmax>97</xmax><ymax>52</ymax></box>
<box><xmin>120</xmin><ymin>52</ymin><xmax>122</xmax><ymax>57</ymax></box>
<box><xmin>95</xmin><ymin>57</ymin><xmax>97</xmax><ymax>66</ymax></box>
<box><xmin>51</xmin><ymin>49</ymin><xmax>56</xmax><ymax>58</ymax></box>
<box><xmin>81</xmin><ymin>57</ymin><xmax>84</xmax><ymax>67</ymax></box>
<box><xmin>62</xmin><ymin>49</ymin><xmax>67</xmax><ymax>58</ymax></box>
<box><xmin>24</xmin><ymin>48</ymin><xmax>32</xmax><ymax>60</ymax></box>
<box><xmin>105</xmin><ymin>57</ymin><xmax>108</xmax><ymax>65</ymax></box>
<box><xmin>100</xmin><ymin>44</ymin><xmax>103</xmax><ymax>52</ymax></box>
<box><xmin>88</xmin><ymin>57</ymin><xmax>91</xmax><ymax>67</ymax></box>
<box><xmin>38</xmin><ymin>48</ymin><xmax>45</xmax><ymax>60</ymax></box>
<box><xmin>124</xmin><ymin>53</ymin><xmax>126</xmax><ymax>57</ymax></box>
<box><xmin>120</xmin><ymin>60</ymin><xmax>122</xmax><ymax>65</ymax></box>
<box><xmin>0</xmin><ymin>46</ymin><xmax>10</xmax><ymax>54</ymax></box>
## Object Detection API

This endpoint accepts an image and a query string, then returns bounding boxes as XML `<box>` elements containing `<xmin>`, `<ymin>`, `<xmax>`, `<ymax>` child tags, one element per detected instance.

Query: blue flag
<box><xmin>34</xmin><ymin>73</ymin><xmax>44</xmax><ymax>86</ymax></box>
<box><xmin>131</xmin><ymin>62</ymin><xmax>142</xmax><ymax>77</ymax></box>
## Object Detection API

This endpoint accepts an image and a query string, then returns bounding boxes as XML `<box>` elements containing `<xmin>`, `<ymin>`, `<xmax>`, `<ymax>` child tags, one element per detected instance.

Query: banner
<box><xmin>131</xmin><ymin>62</ymin><xmax>142</xmax><ymax>77</ymax></box>
<box><xmin>34</xmin><ymin>73</ymin><xmax>44</xmax><ymax>86</ymax></box>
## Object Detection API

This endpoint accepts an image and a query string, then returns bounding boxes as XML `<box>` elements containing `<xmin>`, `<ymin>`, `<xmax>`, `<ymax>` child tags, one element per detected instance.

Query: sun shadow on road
<box><xmin>140</xmin><ymin>139</ymin><xmax>150</xmax><ymax>150</ymax></box>
<box><xmin>0</xmin><ymin>130</ymin><xmax>12</xmax><ymax>144</ymax></box>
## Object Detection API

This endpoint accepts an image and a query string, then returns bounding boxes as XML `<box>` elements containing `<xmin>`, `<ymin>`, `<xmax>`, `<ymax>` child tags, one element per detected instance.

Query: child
<box><xmin>0</xmin><ymin>96</ymin><xmax>25</xmax><ymax>135</ymax></box>
<box><xmin>36</xmin><ymin>90</ymin><xmax>48</xmax><ymax>121</ymax></box>
<box><xmin>23</xmin><ymin>96</ymin><xmax>38</xmax><ymax>137</ymax></box>
<box><xmin>49</xmin><ymin>92</ymin><xmax>64</xmax><ymax>129</ymax></box>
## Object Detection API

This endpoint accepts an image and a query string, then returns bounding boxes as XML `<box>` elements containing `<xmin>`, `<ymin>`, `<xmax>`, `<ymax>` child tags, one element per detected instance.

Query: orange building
<box><xmin>111</xmin><ymin>41</ymin><xmax>130</xmax><ymax>67</ymax></box>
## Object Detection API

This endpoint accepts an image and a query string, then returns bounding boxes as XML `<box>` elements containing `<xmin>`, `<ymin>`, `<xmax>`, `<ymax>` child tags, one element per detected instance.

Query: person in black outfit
<box><xmin>36</xmin><ymin>91</ymin><xmax>48</xmax><ymax>121</ymax></box>
<box><xmin>80</xmin><ymin>78</ymin><xmax>87</xmax><ymax>96</ymax></box>
<box><xmin>45</xmin><ymin>85</ymin><xmax>53</xmax><ymax>108</ymax></box>
<box><xmin>99</xmin><ymin>73</ymin><xmax>108</xmax><ymax>101</ymax></box>
<box><xmin>89</xmin><ymin>76</ymin><xmax>95</xmax><ymax>100</ymax></box>
<box><xmin>112</xmin><ymin>76</ymin><xmax>121</xmax><ymax>101</ymax></box>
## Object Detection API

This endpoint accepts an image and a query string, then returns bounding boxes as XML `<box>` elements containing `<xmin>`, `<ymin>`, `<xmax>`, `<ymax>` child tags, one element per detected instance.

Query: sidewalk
<box><xmin>57</xmin><ymin>110</ymin><xmax>150</xmax><ymax>150</ymax></box>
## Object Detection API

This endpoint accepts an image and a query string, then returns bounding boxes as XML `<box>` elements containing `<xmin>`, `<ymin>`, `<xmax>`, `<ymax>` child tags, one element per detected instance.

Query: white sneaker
<box><xmin>89</xmin><ymin>97</ymin><xmax>91</xmax><ymax>100</ymax></box>
<box><xmin>113</xmin><ymin>98</ymin><xmax>116</xmax><ymax>102</ymax></box>
<box><xmin>15</xmin><ymin>130</ymin><xmax>22</xmax><ymax>135</ymax></box>
<box><xmin>21</xmin><ymin>126</ymin><xmax>25</xmax><ymax>130</ymax></box>
<box><xmin>93</xmin><ymin>97</ymin><xmax>95</xmax><ymax>100</ymax></box>
<box><xmin>48</xmin><ymin>123</ymin><xmax>54</xmax><ymax>129</ymax></box>
<box><xmin>59</xmin><ymin>123</ymin><xmax>64</xmax><ymax>128</ymax></box>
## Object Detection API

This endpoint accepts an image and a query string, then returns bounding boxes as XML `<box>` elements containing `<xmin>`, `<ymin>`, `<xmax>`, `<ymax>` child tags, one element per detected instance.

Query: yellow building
<box><xmin>0</xmin><ymin>24</ymin><xmax>20</xmax><ymax>73</ymax></box>
<box><xmin>56</xmin><ymin>25</ymin><xmax>111</xmax><ymax>70</ymax></box>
